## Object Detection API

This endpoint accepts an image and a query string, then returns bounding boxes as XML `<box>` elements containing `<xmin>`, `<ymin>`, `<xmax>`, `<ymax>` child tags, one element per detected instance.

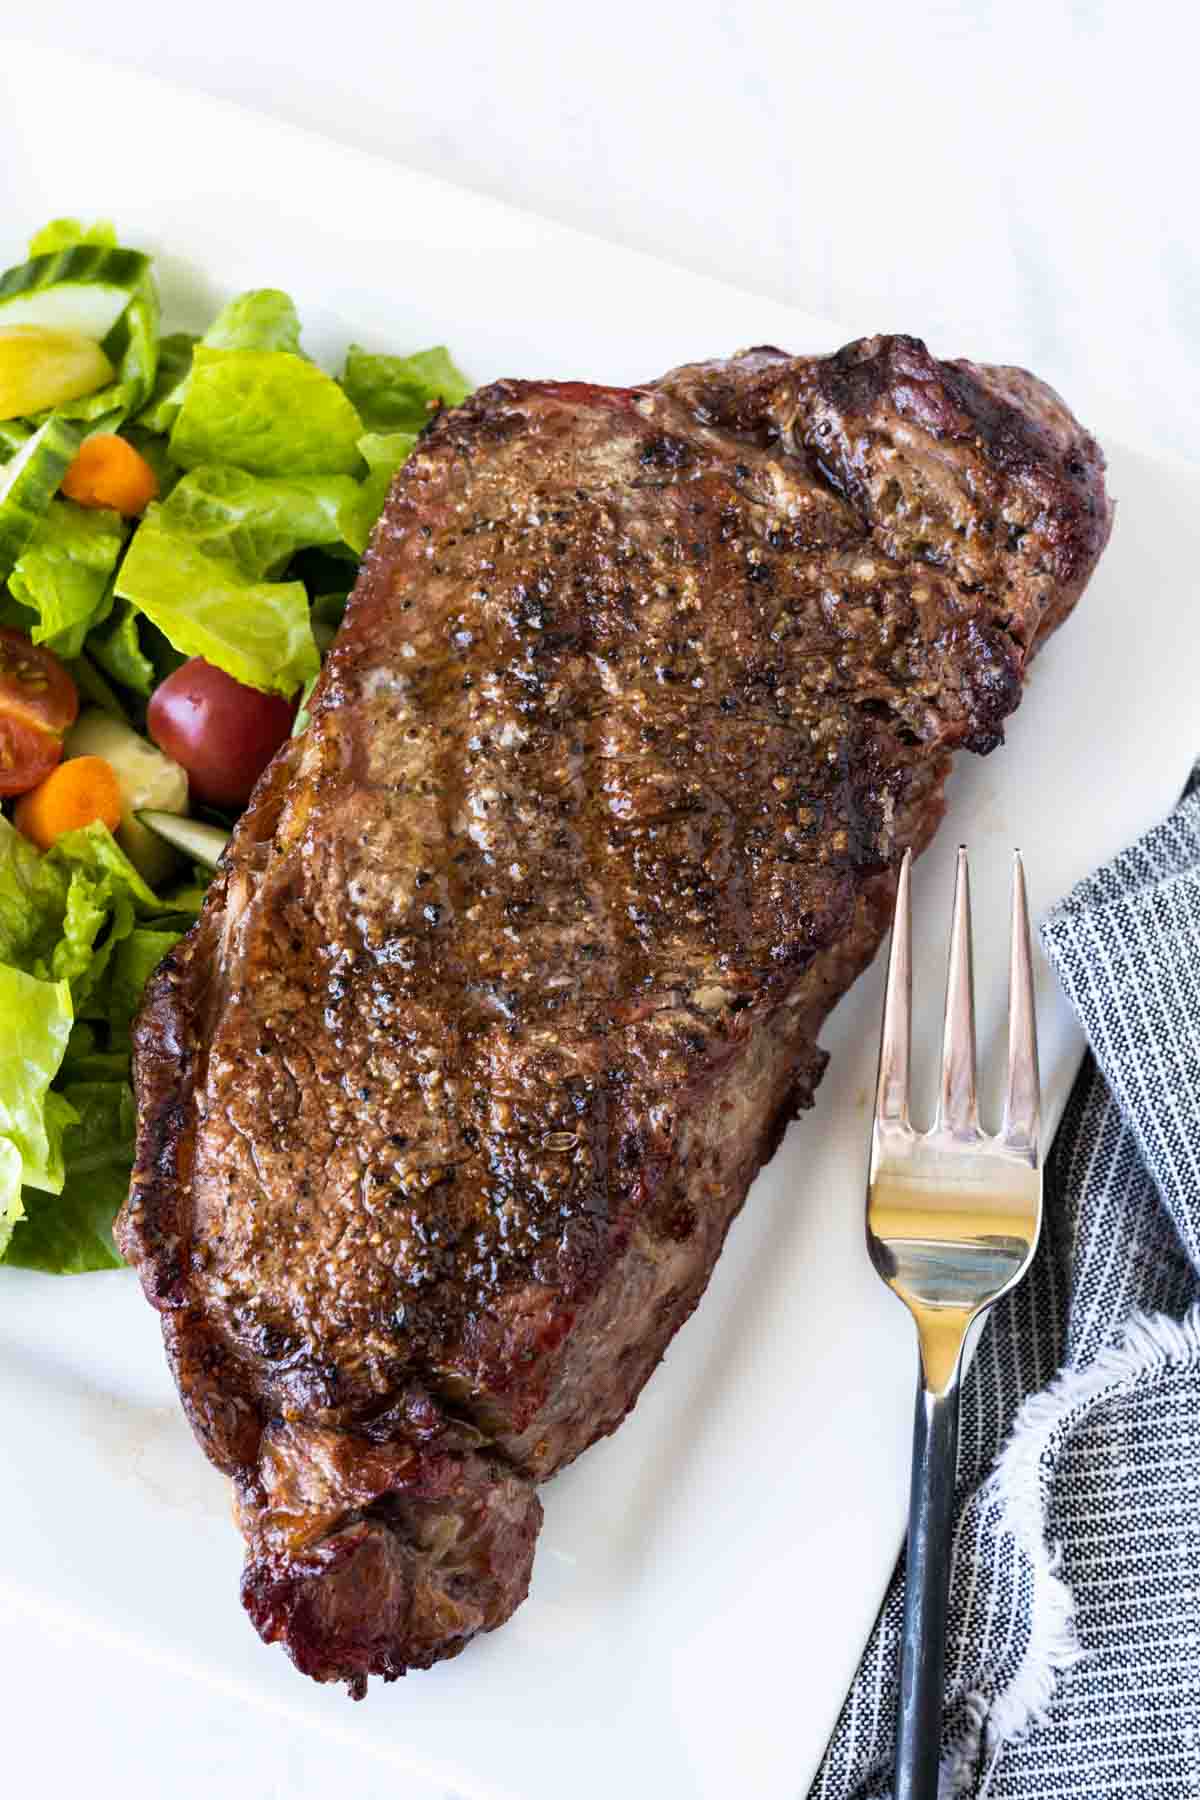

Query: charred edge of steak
<box><xmin>238</xmin><ymin>1425</ymin><xmax>542</xmax><ymax>1697</ymax></box>
<box><xmin>656</xmin><ymin>333</ymin><xmax>1113</xmax><ymax>713</ymax></box>
<box><xmin>117</xmin><ymin>945</ymin><xmax>200</xmax><ymax>1309</ymax></box>
<box><xmin>806</xmin><ymin>335</ymin><xmax>1113</xmax><ymax>635</ymax></box>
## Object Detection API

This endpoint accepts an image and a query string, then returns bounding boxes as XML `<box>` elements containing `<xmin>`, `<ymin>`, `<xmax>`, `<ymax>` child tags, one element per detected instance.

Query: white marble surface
<box><xmin>10</xmin><ymin>2</ymin><xmax>1200</xmax><ymax>465</ymax></box>
<box><xmin>3</xmin><ymin>8</ymin><xmax>1196</xmax><ymax>1797</ymax></box>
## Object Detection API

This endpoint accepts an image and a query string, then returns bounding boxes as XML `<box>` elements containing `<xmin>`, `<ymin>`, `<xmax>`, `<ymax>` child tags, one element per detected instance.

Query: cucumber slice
<box><xmin>0</xmin><ymin>244</ymin><xmax>151</xmax><ymax>341</ymax></box>
<box><xmin>67</xmin><ymin>710</ymin><xmax>189</xmax><ymax>883</ymax></box>
<box><xmin>56</xmin><ymin>269</ymin><xmax>162</xmax><ymax>424</ymax></box>
<box><xmin>104</xmin><ymin>269</ymin><xmax>160</xmax><ymax>413</ymax></box>
<box><xmin>0</xmin><ymin>414</ymin><xmax>82</xmax><ymax>578</ymax></box>
<box><xmin>136</xmin><ymin>809</ymin><xmax>230</xmax><ymax>869</ymax></box>
<box><xmin>0</xmin><ymin>419</ymin><xmax>32</xmax><ymax>459</ymax></box>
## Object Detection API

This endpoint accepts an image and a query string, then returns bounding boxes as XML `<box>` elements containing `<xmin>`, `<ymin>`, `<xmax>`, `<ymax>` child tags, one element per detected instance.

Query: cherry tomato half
<box><xmin>147</xmin><ymin>658</ymin><xmax>296</xmax><ymax>809</ymax></box>
<box><xmin>0</xmin><ymin>627</ymin><xmax>79</xmax><ymax>797</ymax></box>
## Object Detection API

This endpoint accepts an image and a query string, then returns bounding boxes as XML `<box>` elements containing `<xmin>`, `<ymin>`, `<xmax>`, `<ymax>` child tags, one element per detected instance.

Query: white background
<box><xmin>11</xmin><ymin>1</ymin><xmax>1200</xmax><ymax>466</ymax></box>
<box><xmin>4</xmin><ymin>7</ymin><xmax>1197</xmax><ymax>1798</ymax></box>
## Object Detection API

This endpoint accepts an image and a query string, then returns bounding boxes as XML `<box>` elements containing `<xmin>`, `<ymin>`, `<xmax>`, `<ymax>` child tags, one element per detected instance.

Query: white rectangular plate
<box><xmin>2</xmin><ymin>41</ymin><xmax>1197</xmax><ymax>1800</ymax></box>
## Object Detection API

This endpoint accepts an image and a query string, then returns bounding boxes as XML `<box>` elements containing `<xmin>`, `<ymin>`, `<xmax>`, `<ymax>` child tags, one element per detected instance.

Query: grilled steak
<box><xmin>119</xmin><ymin>335</ymin><xmax>1111</xmax><ymax>1694</ymax></box>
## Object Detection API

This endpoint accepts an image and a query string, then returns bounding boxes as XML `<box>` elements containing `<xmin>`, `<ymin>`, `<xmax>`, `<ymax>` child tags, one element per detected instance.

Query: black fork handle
<box><xmin>894</xmin><ymin>1360</ymin><xmax>963</xmax><ymax>1800</ymax></box>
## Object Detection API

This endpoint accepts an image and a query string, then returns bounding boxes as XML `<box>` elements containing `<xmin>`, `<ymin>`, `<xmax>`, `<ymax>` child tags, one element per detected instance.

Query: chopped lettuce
<box><xmin>0</xmin><ymin>419</ymin><xmax>33</xmax><ymax>459</ymax></box>
<box><xmin>69</xmin><ymin>651</ymin><xmax>132</xmax><ymax>722</ymax></box>
<box><xmin>108</xmin><ymin>928</ymin><xmax>181</xmax><ymax>1040</ymax></box>
<box><xmin>291</xmin><ymin>668</ymin><xmax>320</xmax><ymax>736</ymax></box>
<box><xmin>310</xmin><ymin>588</ymin><xmax>348</xmax><ymax>653</ymax></box>
<box><xmin>87</xmin><ymin>598</ymin><xmax>155</xmax><ymax>697</ymax></box>
<box><xmin>8</xmin><ymin>498</ymin><xmax>127</xmax><ymax>658</ymax></box>
<box><xmin>339</xmin><ymin>429</ymin><xmax>417</xmax><ymax>553</ymax></box>
<box><xmin>340</xmin><ymin>344</ymin><xmax>470</xmax><ymax>432</ymax></box>
<box><xmin>0</xmin><ymin>815</ymin><xmax>68</xmax><ymax>968</ymax></box>
<box><xmin>169</xmin><ymin>346</ymin><xmax>364</xmax><ymax>477</ymax></box>
<box><xmin>135</xmin><ymin>330</ymin><xmax>197</xmax><ymax>437</ymax></box>
<box><xmin>0</xmin><ymin>1137</ymin><xmax>23</xmax><ymax>1259</ymax></box>
<box><xmin>0</xmin><ymin>814</ymin><xmax>194</xmax><ymax>1271</ymax></box>
<box><xmin>157</xmin><ymin>463</ymin><xmax>359</xmax><ymax>580</ymax></box>
<box><xmin>96</xmin><ymin>267</ymin><xmax>161</xmax><ymax>417</ymax></box>
<box><xmin>0</xmin><ymin>964</ymin><xmax>73</xmax><ymax>1203</ymax></box>
<box><xmin>121</xmin><ymin>423</ymin><xmax>180</xmax><ymax>499</ymax></box>
<box><xmin>60</xmin><ymin>1022</ymin><xmax>129</xmax><ymax>1082</ymax></box>
<box><xmin>202</xmin><ymin>289</ymin><xmax>302</xmax><ymax>355</ymax></box>
<box><xmin>115</xmin><ymin>512</ymin><xmax>319</xmax><ymax>696</ymax></box>
<box><xmin>51</xmin><ymin>819</ymin><xmax>165</xmax><ymax>913</ymax></box>
<box><xmin>135</xmin><ymin>292</ymin><xmax>300</xmax><ymax>440</ymax></box>
<box><xmin>139</xmin><ymin>617</ymin><xmax>187</xmax><ymax>687</ymax></box>
<box><xmin>28</xmin><ymin>219</ymin><xmax>117</xmax><ymax>257</ymax></box>
<box><xmin>0</xmin><ymin>816</ymin><xmax>159</xmax><ymax>988</ymax></box>
<box><xmin>5</xmin><ymin>1080</ymin><xmax>132</xmax><ymax>1272</ymax></box>
<box><xmin>50</xmin><ymin>860</ymin><xmax>118</xmax><ymax>994</ymax></box>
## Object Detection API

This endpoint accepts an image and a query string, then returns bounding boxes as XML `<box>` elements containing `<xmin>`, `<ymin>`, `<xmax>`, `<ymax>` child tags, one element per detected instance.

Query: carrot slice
<box><xmin>13</xmin><ymin>754</ymin><xmax>122</xmax><ymax>850</ymax></box>
<box><xmin>61</xmin><ymin>433</ymin><xmax>159</xmax><ymax>517</ymax></box>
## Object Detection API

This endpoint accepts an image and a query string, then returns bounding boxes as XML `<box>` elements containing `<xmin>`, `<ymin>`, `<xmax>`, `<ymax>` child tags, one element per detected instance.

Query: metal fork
<box><xmin>867</xmin><ymin>846</ymin><xmax>1042</xmax><ymax>1800</ymax></box>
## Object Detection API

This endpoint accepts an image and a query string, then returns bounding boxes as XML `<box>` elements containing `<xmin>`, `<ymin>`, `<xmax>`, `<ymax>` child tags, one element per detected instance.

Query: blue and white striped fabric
<box><xmin>810</xmin><ymin>775</ymin><xmax>1200</xmax><ymax>1800</ymax></box>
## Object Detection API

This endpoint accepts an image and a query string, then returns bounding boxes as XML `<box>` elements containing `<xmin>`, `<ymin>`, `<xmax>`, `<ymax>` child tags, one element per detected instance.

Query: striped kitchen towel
<box><xmin>810</xmin><ymin>773</ymin><xmax>1200</xmax><ymax>1800</ymax></box>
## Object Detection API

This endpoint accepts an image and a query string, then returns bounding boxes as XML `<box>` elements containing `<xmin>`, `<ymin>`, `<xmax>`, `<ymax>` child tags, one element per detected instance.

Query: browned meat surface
<box><xmin>118</xmin><ymin>335</ymin><xmax>1111</xmax><ymax>1695</ymax></box>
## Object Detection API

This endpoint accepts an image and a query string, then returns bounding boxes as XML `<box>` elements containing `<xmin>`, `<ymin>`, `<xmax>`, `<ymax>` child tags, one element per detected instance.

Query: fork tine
<box><xmin>874</xmin><ymin>848</ymin><xmax>912</xmax><ymax>1127</ymax></box>
<box><xmin>1001</xmin><ymin>850</ymin><xmax>1041</xmax><ymax>1156</ymax></box>
<box><xmin>934</xmin><ymin>846</ymin><xmax>979</xmax><ymax>1137</ymax></box>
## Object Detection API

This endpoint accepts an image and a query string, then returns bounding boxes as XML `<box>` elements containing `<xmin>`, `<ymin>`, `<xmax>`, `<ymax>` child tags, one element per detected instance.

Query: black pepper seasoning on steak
<box><xmin>119</xmin><ymin>336</ymin><xmax>1111</xmax><ymax>1693</ymax></box>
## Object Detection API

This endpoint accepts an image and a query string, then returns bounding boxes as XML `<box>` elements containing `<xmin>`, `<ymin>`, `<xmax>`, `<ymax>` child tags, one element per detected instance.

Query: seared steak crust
<box><xmin>119</xmin><ymin>336</ymin><xmax>1110</xmax><ymax>1693</ymax></box>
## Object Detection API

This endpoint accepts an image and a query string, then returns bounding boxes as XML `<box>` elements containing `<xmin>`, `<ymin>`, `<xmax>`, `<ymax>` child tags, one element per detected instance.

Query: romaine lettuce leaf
<box><xmin>4</xmin><ymin>1080</ymin><xmax>132</xmax><ymax>1272</ymax></box>
<box><xmin>27</xmin><ymin>219</ymin><xmax>117</xmax><ymax>257</ymax></box>
<box><xmin>0</xmin><ymin>964</ymin><xmax>73</xmax><ymax>1195</ymax></box>
<box><xmin>309</xmin><ymin>589</ymin><xmax>348</xmax><ymax>656</ymax></box>
<box><xmin>339</xmin><ymin>430</ymin><xmax>417</xmax><ymax>553</ymax></box>
<box><xmin>135</xmin><ymin>330</ymin><xmax>197</xmax><ymax>437</ymax></box>
<box><xmin>8</xmin><ymin>498</ymin><xmax>127</xmax><ymax>659</ymax></box>
<box><xmin>19</xmin><ymin>825</ymin><xmax>153</xmax><ymax>1019</ymax></box>
<box><xmin>98</xmin><ymin>267</ymin><xmax>161</xmax><ymax>416</ymax></box>
<box><xmin>139</xmin><ymin>617</ymin><xmax>187</xmax><ymax>687</ymax></box>
<box><xmin>61</xmin><ymin>1053</ymin><xmax>131</xmax><ymax>1084</ymax></box>
<box><xmin>202</xmin><ymin>289</ymin><xmax>301</xmax><ymax>355</ymax></box>
<box><xmin>0</xmin><ymin>593</ymin><xmax>36</xmax><ymax>637</ymax></box>
<box><xmin>158</xmin><ymin>882</ymin><xmax>208</xmax><ymax>914</ymax></box>
<box><xmin>115</xmin><ymin>512</ymin><xmax>319</xmax><ymax>695</ymax></box>
<box><xmin>0</xmin><ymin>811</ymin><xmax>194</xmax><ymax>1272</ymax></box>
<box><xmin>49</xmin><ymin>863</ymin><xmax>114</xmax><ymax>993</ymax></box>
<box><xmin>121</xmin><ymin>424</ymin><xmax>179</xmax><ymax>499</ymax></box>
<box><xmin>0</xmin><ymin>817</ymin><xmax>168</xmax><ymax>1022</ymax></box>
<box><xmin>87</xmin><ymin>598</ymin><xmax>155</xmax><ymax>697</ymax></box>
<box><xmin>108</xmin><ymin>927</ymin><xmax>180</xmax><ymax>1038</ymax></box>
<box><xmin>69</xmin><ymin>650</ymin><xmax>132</xmax><ymax>722</ymax></box>
<box><xmin>0</xmin><ymin>1137</ymin><xmax>22</xmax><ymax>1258</ymax></box>
<box><xmin>157</xmin><ymin>464</ymin><xmax>359</xmax><ymax>580</ymax></box>
<box><xmin>0</xmin><ymin>814</ymin><xmax>68</xmax><ymax>969</ymax></box>
<box><xmin>169</xmin><ymin>347</ymin><xmax>364</xmax><ymax>477</ymax></box>
<box><xmin>340</xmin><ymin>344</ymin><xmax>470</xmax><ymax>431</ymax></box>
<box><xmin>6</xmin><ymin>1167</ymin><xmax>126</xmax><ymax>1271</ymax></box>
<box><xmin>0</xmin><ymin>420</ymin><xmax>33</xmax><ymax>460</ymax></box>
<box><xmin>134</xmin><ymin>292</ymin><xmax>300</xmax><ymax>440</ymax></box>
<box><xmin>50</xmin><ymin>820</ymin><xmax>163</xmax><ymax>912</ymax></box>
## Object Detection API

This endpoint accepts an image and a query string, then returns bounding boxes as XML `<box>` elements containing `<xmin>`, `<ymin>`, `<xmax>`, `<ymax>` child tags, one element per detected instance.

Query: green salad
<box><xmin>0</xmin><ymin>216</ymin><xmax>469</xmax><ymax>1273</ymax></box>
